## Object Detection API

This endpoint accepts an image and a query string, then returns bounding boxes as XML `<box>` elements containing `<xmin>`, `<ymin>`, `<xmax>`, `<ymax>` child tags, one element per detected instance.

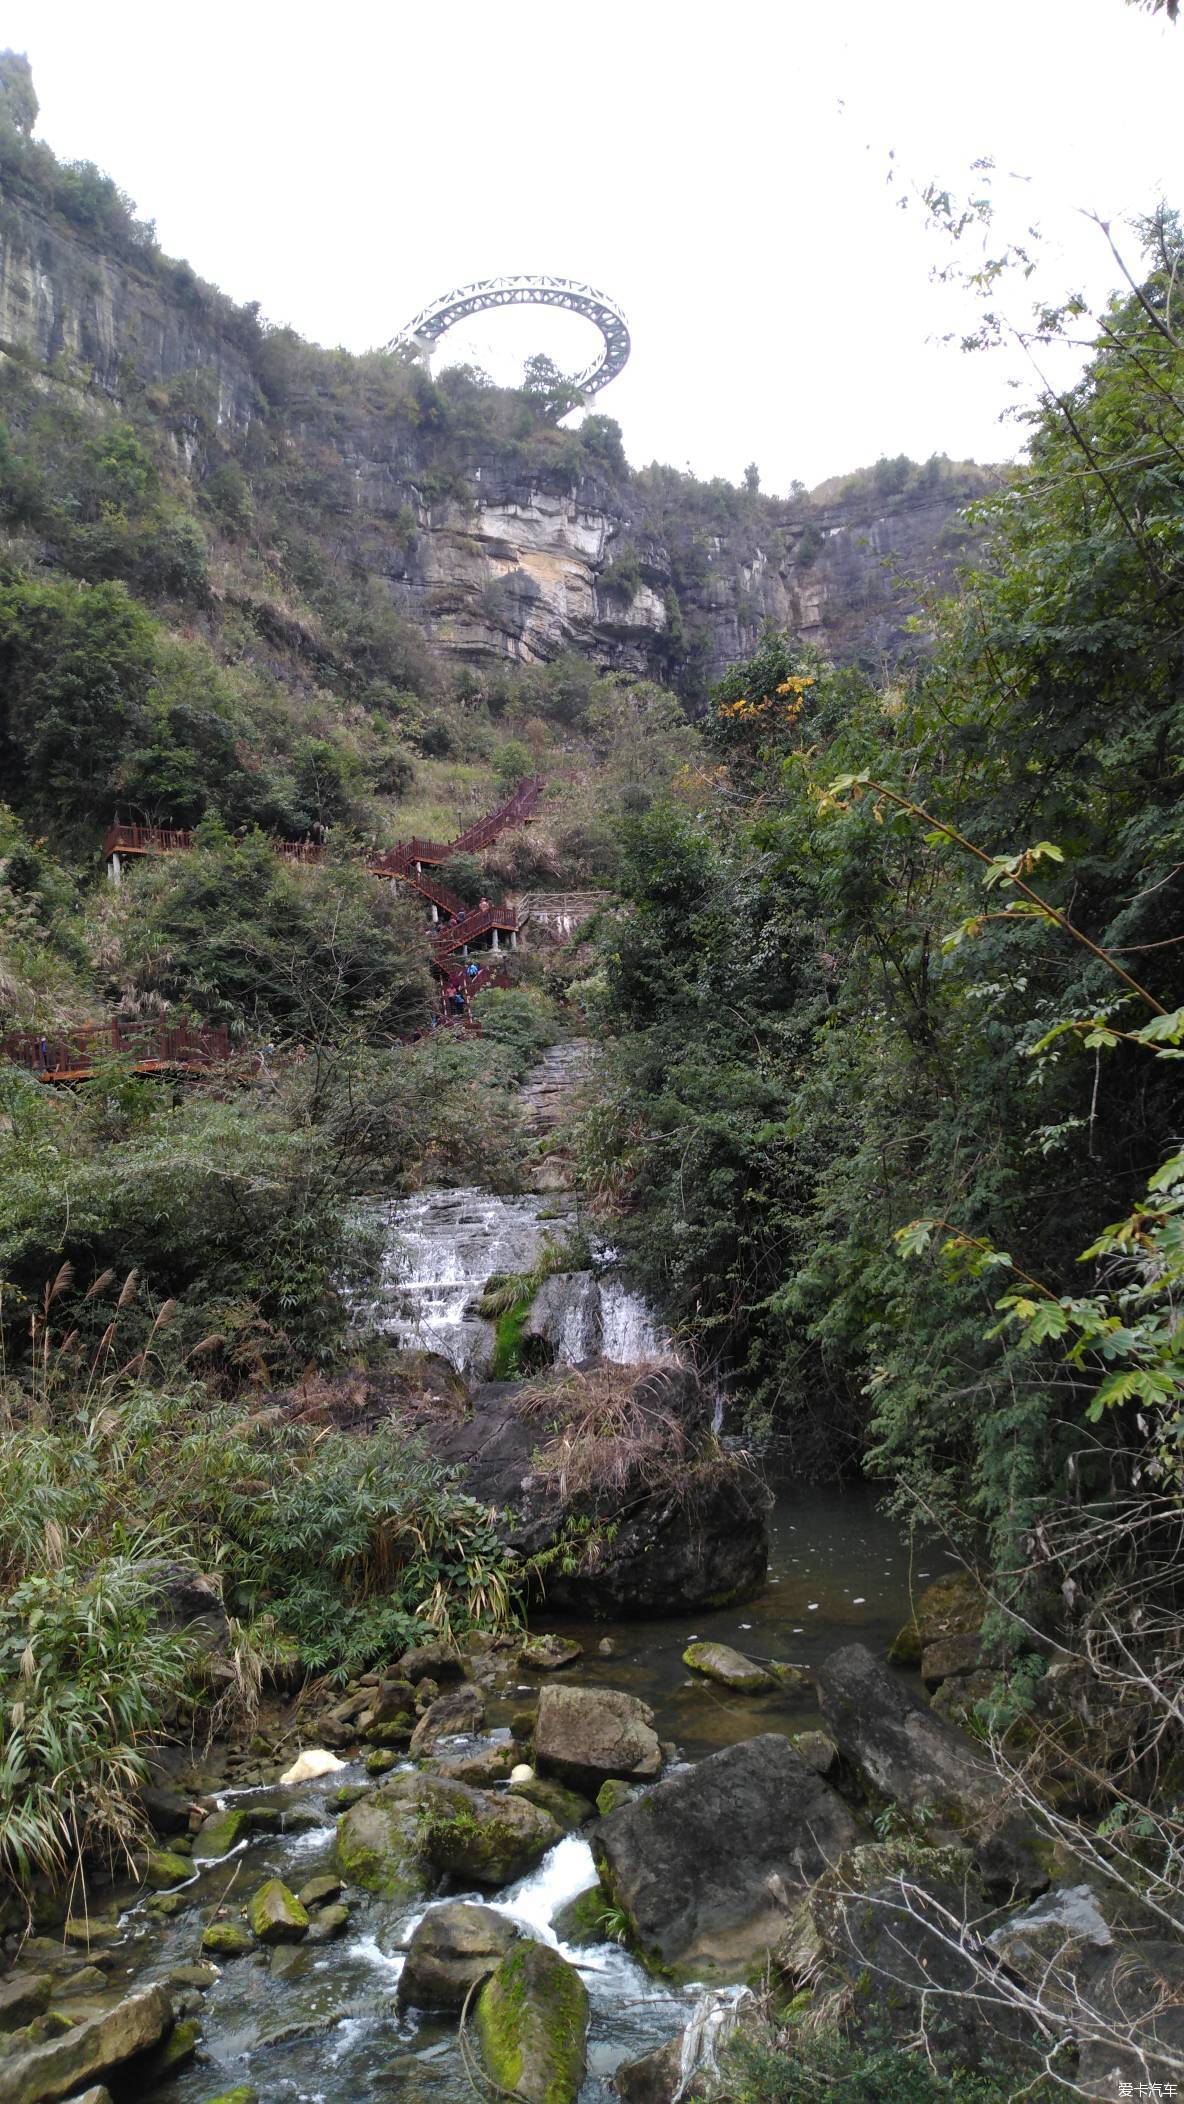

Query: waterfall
<box><xmin>360</xmin><ymin>1188</ymin><xmax>677</xmax><ymax>1375</ymax></box>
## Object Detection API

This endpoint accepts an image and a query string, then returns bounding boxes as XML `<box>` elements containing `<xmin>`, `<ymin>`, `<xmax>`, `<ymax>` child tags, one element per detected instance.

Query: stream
<box><xmin>117</xmin><ymin>1480</ymin><xmax>948</xmax><ymax>2104</ymax></box>
<box><xmin>113</xmin><ymin>1042</ymin><xmax>951</xmax><ymax>2099</ymax></box>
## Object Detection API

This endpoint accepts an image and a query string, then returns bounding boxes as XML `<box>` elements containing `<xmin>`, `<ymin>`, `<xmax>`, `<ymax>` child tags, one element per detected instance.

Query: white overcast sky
<box><xmin>4</xmin><ymin>0</ymin><xmax>1182</xmax><ymax>492</ymax></box>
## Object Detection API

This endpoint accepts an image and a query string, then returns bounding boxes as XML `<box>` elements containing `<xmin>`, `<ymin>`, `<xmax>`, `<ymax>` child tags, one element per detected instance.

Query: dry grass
<box><xmin>515</xmin><ymin>1361</ymin><xmax>732</xmax><ymax>1506</ymax></box>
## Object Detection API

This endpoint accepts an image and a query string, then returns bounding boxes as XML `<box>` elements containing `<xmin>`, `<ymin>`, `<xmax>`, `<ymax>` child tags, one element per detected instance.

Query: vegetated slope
<box><xmin>587</xmin><ymin>213</ymin><xmax>1184</xmax><ymax>1587</ymax></box>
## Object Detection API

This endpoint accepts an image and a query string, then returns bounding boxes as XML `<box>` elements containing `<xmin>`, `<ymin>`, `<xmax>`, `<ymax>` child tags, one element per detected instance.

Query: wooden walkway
<box><xmin>5</xmin><ymin>783</ymin><xmax>543</xmax><ymax>1085</ymax></box>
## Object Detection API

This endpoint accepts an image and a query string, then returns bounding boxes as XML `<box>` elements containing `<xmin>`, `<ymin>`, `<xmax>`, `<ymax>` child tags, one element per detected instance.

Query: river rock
<box><xmin>418</xmin><ymin>1776</ymin><xmax>562</xmax><ymax>1885</ymax></box>
<box><xmin>596</xmin><ymin>1778</ymin><xmax>638</xmax><ymax>1815</ymax></box>
<box><xmin>476</xmin><ymin>1939</ymin><xmax>589</xmax><ymax>2104</ymax></box>
<box><xmin>921</xmin><ymin>1632</ymin><xmax>983</xmax><ymax>1689</ymax></box>
<box><xmin>397</xmin><ymin>1640</ymin><xmax>467</xmax><ymax>1685</ymax></box>
<box><xmin>614</xmin><ymin>2035</ymin><xmax>683</xmax><ymax>2104</ymax></box>
<box><xmin>140</xmin><ymin>1784</ymin><xmax>192</xmax><ymax>1835</ymax></box>
<box><xmin>397</xmin><ymin>1901</ymin><xmax>520</xmax><ymax>2010</ymax></box>
<box><xmin>534</xmin><ymin>1684</ymin><xmax>661</xmax><ymax>1792</ymax></box>
<box><xmin>245</xmin><ymin>1878</ymin><xmax>309</xmax><ymax>1944</ymax></box>
<box><xmin>520</xmin><ymin>1633</ymin><xmax>583</xmax><ymax>1670</ymax></box>
<box><xmin>200</xmin><ymin>1921</ymin><xmax>254</xmax><ymax>1957</ymax></box>
<box><xmin>297</xmin><ymin>1874</ymin><xmax>343</xmax><ymax>1910</ymax></box>
<box><xmin>593</xmin><ymin>1733</ymin><xmax>861</xmax><ymax>1975</ymax></box>
<box><xmin>510</xmin><ymin>1774</ymin><xmax>595</xmax><ymax>1829</ymax></box>
<box><xmin>888</xmin><ymin>1570</ymin><xmax>985</xmax><ymax>1667</ymax></box>
<box><xmin>790</xmin><ymin>1730</ymin><xmax>839</xmax><ymax>1775</ymax></box>
<box><xmin>435</xmin><ymin>1741</ymin><xmax>523</xmax><ymax>1786</ymax></box>
<box><xmin>306</xmin><ymin>1902</ymin><xmax>351</xmax><ymax>1943</ymax></box>
<box><xmin>682</xmin><ymin>1641</ymin><xmax>775</xmax><ymax>1692</ymax></box>
<box><xmin>409</xmin><ymin>1681</ymin><xmax>486</xmax><ymax>1752</ymax></box>
<box><xmin>335</xmin><ymin>1774</ymin><xmax>436</xmax><ymax>1899</ymax></box>
<box><xmin>0</xmin><ymin>1984</ymin><xmax>175</xmax><ymax>2104</ymax></box>
<box><xmin>192</xmin><ymin>1808</ymin><xmax>248</xmax><ymax>1860</ymax></box>
<box><xmin>143</xmin><ymin>1849</ymin><xmax>192</xmax><ymax>1889</ymax></box>
<box><xmin>815</xmin><ymin>1644</ymin><xmax>1047</xmax><ymax>1896</ymax></box>
<box><xmin>0</xmin><ymin>1972</ymin><xmax>51</xmax><ymax>2030</ymax></box>
<box><xmin>551</xmin><ymin>1883</ymin><xmax>608</xmax><ymax>1947</ymax></box>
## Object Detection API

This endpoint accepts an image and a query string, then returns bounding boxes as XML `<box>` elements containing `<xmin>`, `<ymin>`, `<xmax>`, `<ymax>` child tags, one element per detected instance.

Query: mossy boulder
<box><xmin>888</xmin><ymin>1570</ymin><xmax>985</xmax><ymax>1668</ymax></box>
<box><xmin>510</xmin><ymin>1775</ymin><xmax>594</xmax><ymax>1831</ymax></box>
<box><xmin>201</xmin><ymin>1921</ymin><xmax>254</xmax><ymax>1958</ymax></box>
<box><xmin>436</xmin><ymin>1741</ymin><xmax>523</xmax><ymax>1787</ymax></box>
<box><xmin>244</xmin><ymin>1878</ymin><xmax>309</xmax><ymax>1945</ymax></box>
<box><xmin>520</xmin><ymin>1634</ymin><xmax>583</xmax><ymax>1671</ymax></box>
<box><xmin>397</xmin><ymin>1901</ymin><xmax>519</xmax><ymax>2011</ymax></box>
<box><xmin>418</xmin><ymin>1776</ymin><xmax>562</xmax><ymax>1885</ymax></box>
<box><xmin>595</xmin><ymin>1778</ymin><xmax>637</xmax><ymax>1816</ymax></box>
<box><xmin>476</xmin><ymin>1939</ymin><xmax>589</xmax><ymax>2104</ymax></box>
<box><xmin>297</xmin><ymin>1874</ymin><xmax>342</xmax><ymax>1910</ymax></box>
<box><xmin>790</xmin><ymin>1730</ymin><xmax>838</xmax><ymax>1776</ymax></box>
<box><xmin>335</xmin><ymin>1772</ymin><xmax>436</xmax><ymax>1899</ymax></box>
<box><xmin>551</xmin><ymin>1883</ymin><xmax>610</xmax><ymax>1948</ymax></box>
<box><xmin>682</xmin><ymin>1641</ymin><xmax>775</xmax><ymax>1693</ymax></box>
<box><xmin>191</xmin><ymin>1808</ymin><xmax>248</xmax><ymax>1861</ymax></box>
<box><xmin>143</xmin><ymin>1850</ymin><xmax>193</xmax><ymax>1889</ymax></box>
<box><xmin>201</xmin><ymin>2090</ymin><xmax>258</xmax><ymax>2104</ymax></box>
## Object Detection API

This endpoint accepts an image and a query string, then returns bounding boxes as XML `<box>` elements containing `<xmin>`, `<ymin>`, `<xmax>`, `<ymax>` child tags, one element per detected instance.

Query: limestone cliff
<box><xmin>0</xmin><ymin>171</ymin><xmax>989</xmax><ymax>695</ymax></box>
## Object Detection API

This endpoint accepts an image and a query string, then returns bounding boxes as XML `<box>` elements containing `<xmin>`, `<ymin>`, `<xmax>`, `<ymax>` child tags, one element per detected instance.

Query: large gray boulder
<box><xmin>476</xmin><ymin>1939</ymin><xmax>589</xmax><ymax>2104</ymax></box>
<box><xmin>815</xmin><ymin>1644</ymin><xmax>1047</xmax><ymax>1896</ymax></box>
<box><xmin>397</xmin><ymin>1902</ymin><xmax>520</xmax><ymax>2011</ymax></box>
<box><xmin>593</xmin><ymin>1733</ymin><xmax>861</xmax><ymax>1975</ymax></box>
<box><xmin>336</xmin><ymin>1772</ymin><xmax>435</xmax><ymax>1899</ymax></box>
<box><xmin>409</xmin><ymin>1682</ymin><xmax>485</xmax><ymax>1753</ymax></box>
<box><xmin>534</xmin><ymin>1684</ymin><xmax>661</xmax><ymax>1794</ymax></box>
<box><xmin>0</xmin><ymin>1985</ymin><xmax>174</xmax><ymax>2104</ymax></box>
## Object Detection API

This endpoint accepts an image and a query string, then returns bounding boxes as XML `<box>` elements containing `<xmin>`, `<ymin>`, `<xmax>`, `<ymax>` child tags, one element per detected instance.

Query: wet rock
<box><xmin>520</xmin><ymin>1633</ymin><xmax>583</xmax><ymax>1671</ymax></box>
<box><xmin>268</xmin><ymin>1942</ymin><xmax>308</xmax><ymax>1980</ymax></box>
<box><xmin>306</xmin><ymin>1902</ymin><xmax>350</xmax><ymax>1943</ymax></box>
<box><xmin>398</xmin><ymin>1641</ymin><xmax>467</xmax><ymax>1685</ymax></box>
<box><xmin>0</xmin><ymin>1973</ymin><xmax>50</xmax><ymax>2031</ymax></box>
<box><xmin>364</xmin><ymin>1748</ymin><xmax>401</xmax><ymax>1775</ymax></box>
<box><xmin>0</xmin><ymin>1983</ymin><xmax>174</xmax><ymax>2104</ymax></box>
<box><xmin>476</xmin><ymin>1939</ymin><xmax>589</xmax><ymax>2104</ymax></box>
<box><xmin>143</xmin><ymin>1849</ymin><xmax>193</xmax><ymax>1889</ymax></box>
<box><xmin>785</xmin><ymin>1731</ymin><xmax>834</xmax><ymax>1777</ymax></box>
<box><xmin>363</xmin><ymin>1715</ymin><xmax>414</xmax><ymax>1748</ymax></box>
<box><xmin>192</xmin><ymin>1808</ymin><xmax>249</xmax><ymax>1860</ymax></box>
<box><xmin>332</xmin><ymin>1782</ymin><xmax>369</xmax><ymax>1811</ymax></box>
<box><xmin>397</xmin><ymin>1901</ymin><xmax>520</xmax><ymax>2010</ymax></box>
<box><xmin>336</xmin><ymin>1773</ymin><xmax>436</xmax><ymax>1899</ymax></box>
<box><xmin>140</xmin><ymin>1785</ymin><xmax>192</xmax><ymax>1836</ymax></box>
<box><xmin>410</xmin><ymin>1681</ymin><xmax>486</xmax><ymax>1752</ymax></box>
<box><xmin>66</xmin><ymin>2091</ymin><xmax>113</xmax><ymax>2104</ymax></box>
<box><xmin>168</xmin><ymin>1965</ymin><xmax>218</xmax><ymax>1992</ymax></box>
<box><xmin>509</xmin><ymin>1774</ymin><xmax>595</xmax><ymax>1830</ymax></box>
<box><xmin>534</xmin><ymin>1684</ymin><xmax>661</xmax><ymax>1793</ymax></box>
<box><xmin>682</xmin><ymin>1641</ymin><xmax>775</xmax><ymax>1693</ymax></box>
<box><xmin>551</xmin><ymin>1883</ymin><xmax>609</xmax><ymax>1947</ymax></box>
<box><xmin>597</xmin><ymin>1637</ymin><xmax>615</xmax><ymax>1655</ymax></box>
<box><xmin>436</xmin><ymin>1741</ymin><xmax>523</xmax><ymax>1786</ymax></box>
<box><xmin>419</xmin><ymin>1776</ymin><xmax>562</xmax><ymax>1885</ymax></box>
<box><xmin>245</xmin><ymin>1878</ymin><xmax>309</xmax><ymax>1945</ymax></box>
<box><xmin>921</xmin><ymin>1632</ymin><xmax>983</xmax><ymax>1689</ymax></box>
<box><xmin>595</xmin><ymin>1777</ymin><xmax>638</xmax><ymax>1815</ymax></box>
<box><xmin>200</xmin><ymin>1921</ymin><xmax>254</xmax><ymax>1958</ymax></box>
<box><xmin>61</xmin><ymin>1918</ymin><xmax>121</xmax><ymax>1948</ymax></box>
<box><xmin>297</xmin><ymin>1874</ymin><xmax>343</xmax><ymax>1910</ymax></box>
<box><xmin>138</xmin><ymin>2016</ymin><xmax>200</xmax><ymax>2080</ymax></box>
<box><xmin>200</xmin><ymin>2092</ymin><xmax>257</xmax><ymax>2104</ymax></box>
<box><xmin>57</xmin><ymin>1964</ymin><xmax>106</xmax><ymax>1997</ymax></box>
<box><xmin>815</xmin><ymin>1644</ymin><xmax>1047</xmax><ymax>1898</ymax></box>
<box><xmin>887</xmin><ymin>1570</ymin><xmax>985</xmax><ymax>1667</ymax></box>
<box><xmin>593</xmin><ymin>1733</ymin><xmax>861</xmax><ymax>1975</ymax></box>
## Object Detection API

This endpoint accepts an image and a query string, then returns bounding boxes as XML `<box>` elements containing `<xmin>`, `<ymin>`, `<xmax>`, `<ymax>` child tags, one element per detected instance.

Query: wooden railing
<box><xmin>2</xmin><ymin>1019</ymin><xmax>232</xmax><ymax>1082</ymax></box>
<box><xmin>103</xmin><ymin>822</ymin><xmax>194</xmax><ymax>858</ymax></box>
<box><xmin>430</xmin><ymin>901</ymin><xmax>519</xmax><ymax>955</ymax></box>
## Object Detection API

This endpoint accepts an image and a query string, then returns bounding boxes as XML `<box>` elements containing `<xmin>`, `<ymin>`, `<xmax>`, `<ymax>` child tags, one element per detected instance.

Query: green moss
<box><xmin>490</xmin><ymin>1297</ymin><xmax>532</xmax><ymax>1379</ymax></box>
<box><xmin>476</xmin><ymin>1941</ymin><xmax>588</xmax><ymax>2104</ymax></box>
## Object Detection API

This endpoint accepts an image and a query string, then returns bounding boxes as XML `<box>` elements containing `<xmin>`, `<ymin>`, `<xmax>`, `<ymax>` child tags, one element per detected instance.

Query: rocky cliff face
<box><xmin>0</xmin><ymin>184</ymin><xmax>985</xmax><ymax>690</ymax></box>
